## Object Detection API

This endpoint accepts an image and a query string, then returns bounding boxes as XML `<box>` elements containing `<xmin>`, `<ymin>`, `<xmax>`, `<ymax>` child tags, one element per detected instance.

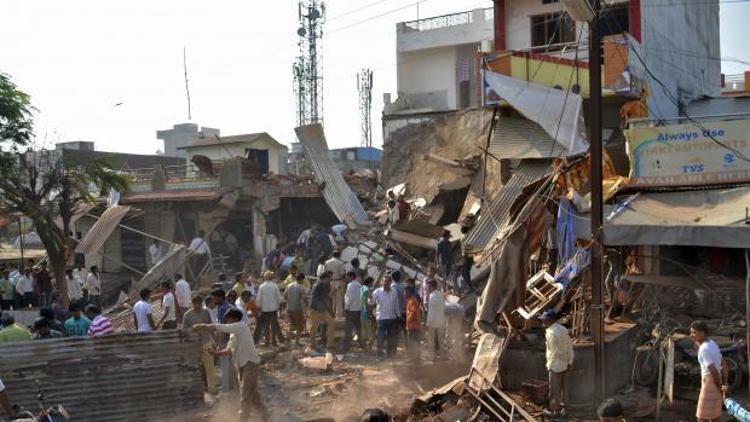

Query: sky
<box><xmin>1</xmin><ymin>0</ymin><xmax>748</xmax><ymax>155</ymax></box>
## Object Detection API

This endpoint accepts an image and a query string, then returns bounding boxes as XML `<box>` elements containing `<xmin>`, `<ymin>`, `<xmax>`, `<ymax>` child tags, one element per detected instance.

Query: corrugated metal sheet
<box><xmin>108</xmin><ymin>296</ymin><xmax>165</xmax><ymax>331</ymax></box>
<box><xmin>75</xmin><ymin>205</ymin><xmax>131</xmax><ymax>254</ymax></box>
<box><xmin>134</xmin><ymin>245</ymin><xmax>187</xmax><ymax>292</ymax></box>
<box><xmin>53</xmin><ymin>201</ymin><xmax>96</xmax><ymax>230</ymax></box>
<box><xmin>463</xmin><ymin>160</ymin><xmax>551</xmax><ymax>253</ymax></box>
<box><xmin>0</xmin><ymin>331</ymin><xmax>203</xmax><ymax>421</ymax></box>
<box><xmin>489</xmin><ymin>117</ymin><xmax>562</xmax><ymax>159</ymax></box>
<box><xmin>295</xmin><ymin>124</ymin><xmax>371</xmax><ymax>228</ymax></box>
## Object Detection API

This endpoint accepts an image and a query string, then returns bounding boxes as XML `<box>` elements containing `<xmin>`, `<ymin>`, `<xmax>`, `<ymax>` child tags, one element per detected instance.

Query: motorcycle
<box><xmin>633</xmin><ymin>323</ymin><xmax>745</xmax><ymax>392</ymax></box>
<box><xmin>10</xmin><ymin>381</ymin><xmax>69</xmax><ymax>422</ymax></box>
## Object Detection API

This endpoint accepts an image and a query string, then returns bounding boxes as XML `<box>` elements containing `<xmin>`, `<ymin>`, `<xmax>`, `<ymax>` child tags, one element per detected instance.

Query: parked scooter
<box><xmin>633</xmin><ymin>323</ymin><xmax>745</xmax><ymax>392</ymax></box>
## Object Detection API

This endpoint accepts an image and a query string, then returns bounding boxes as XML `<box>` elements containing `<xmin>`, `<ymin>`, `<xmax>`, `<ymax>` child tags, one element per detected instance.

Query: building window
<box><xmin>600</xmin><ymin>4</ymin><xmax>629</xmax><ymax>38</ymax></box>
<box><xmin>346</xmin><ymin>151</ymin><xmax>356</xmax><ymax>161</ymax></box>
<box><xmin>530</xmin><ymin>12</ymin><xmax>576</xmax><ymax>48</ymax></box>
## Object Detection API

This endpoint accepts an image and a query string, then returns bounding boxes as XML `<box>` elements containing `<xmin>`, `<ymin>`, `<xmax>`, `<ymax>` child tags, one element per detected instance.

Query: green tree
<box><xmin>0</xmin><ymin>73</ymin><xmax>130</xmax><ymax>304</ymax></box>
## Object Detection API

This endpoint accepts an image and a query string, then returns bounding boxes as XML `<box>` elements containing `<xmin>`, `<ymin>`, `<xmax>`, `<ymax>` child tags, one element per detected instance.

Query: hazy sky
<box><xmin>2</xmin><ymin>0</ymin><xmax>748</xmax><ymax>155</ymax></box>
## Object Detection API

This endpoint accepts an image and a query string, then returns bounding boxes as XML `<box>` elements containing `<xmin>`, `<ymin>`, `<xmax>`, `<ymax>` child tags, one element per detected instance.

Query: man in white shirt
<box><xmin>157</xmin><ymin>281</ymin><xmax>178</xmax><ymax>330</ymax></box>
<box><xmin>343</xmin><ymin>271</ymin><xmax>364</xmax><ymax>351</ymax></box>
<box><xmin>541</xmin><ymin>310</ymin><xmax>574</xmax><ymax>417</ymax></box>
<box><xmin>84</xmin><ymin>266</ymin><xmax>102</xmax><ymax>307</ymax></box>
<box><xmin>189</xmin><ymin>231</ymin><xmax>210</xmax><ymax>255</ymax></box>
<box><xmin>192</xmin><ymin>309</ymin><xmax>269</xmax><ymax>421</ymax></box>
<box><xmin>174</xmin><ymin>273</ymin><xmax>191</xmax><ymax>324</ymax></box>
<box><xmin>324</xmin><ymin>251</ymin><xmax>346</xmax><ymax>318</ymax></box>
<box><xmin>65</xmin><ymin>268</ymin><xmax>83</xmax><ymax>307</ymax></box>
<box><xmin>133</xmin><ymin>288</ymin><xmax>156</xmax><ymax>332</ymax></box>
<box><xmin>425</xmin><ymin>280</ymin><xmax>446</xmax><ymax>357</ymax></box>
<box><xmin>297</xmin><ymin>228</ymin><xmax>312</xmax><ymax>247</ymax></box>
<box><xmin>253</xmin><ymin>271</ymin><xmax>285</xmax><ymax>346</ymax></box>
<box><xmin>72</xmin><ymin>264</ymin><xmax>86</xmax><ymax>287</ymax></box>
<box><xmin>189</xmin><ymin>230</ymin><xmax>210</xmax><ymax>275</ymax></box>
<box><xmin>690</xmin><ymin>320</ymin><xmax>728</xmax><ymax>422</ymax></box>
<box><xmin>15</xmin><ymin>268</ymin><xmax>35</xmax><ymax>307</ymax></box>
<box><xmin>148</xmin><ymin>240</ymin><xmax>163</xmax><ymax>267</ymax></box>
<box><xmin>369</xmin><ymin>275</ymin><xmax>400</xmax><ymax>356</ymax></box>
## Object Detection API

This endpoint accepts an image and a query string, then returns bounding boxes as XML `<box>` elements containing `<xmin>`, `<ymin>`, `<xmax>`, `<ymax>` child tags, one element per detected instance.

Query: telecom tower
<box><xmin>357</xmin><ymin>68</ymin><xmax>373</xmax><ymax>148</ymax></box>
<box><xmin>293</xmin><ymin>0</ymin><xmax>325</xmax><ymax>127</ymax></box>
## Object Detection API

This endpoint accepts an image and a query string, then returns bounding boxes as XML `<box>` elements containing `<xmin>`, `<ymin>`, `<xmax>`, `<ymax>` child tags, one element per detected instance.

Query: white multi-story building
<box><xmin>387</xmin><ymin>0</ymin><xmax>721</xmax><ymax>120</ymax></box>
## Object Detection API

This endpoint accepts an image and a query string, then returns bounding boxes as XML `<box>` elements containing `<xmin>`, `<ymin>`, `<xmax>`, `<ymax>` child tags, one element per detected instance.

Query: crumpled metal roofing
<box><xmin>463</xmin><ymin>160</ymin><xmax>551</xmax><ymax>253</ymax></box>
<box><xmin>134</xmin><ymin>245</ymin><xmax>188</xmax><ymax>292</ymax></box>
<box><xmin>490</xmin><ymin>117</ymin><xmax>562</xmax><ymax>159</ymax></box>
<box><xmin>75</xmin><ymin>205</ymin><xmax>131</xmax><ymax>254</ymax></box>
<box><xmin>295</xmin><ymin>124</ymin><xmax>371</xmax><ymax>228</ymax></box>
<box><xmin>0</xmin><ymin>331</ymin><xmax>203</xmax><ymax>421</ymax></box>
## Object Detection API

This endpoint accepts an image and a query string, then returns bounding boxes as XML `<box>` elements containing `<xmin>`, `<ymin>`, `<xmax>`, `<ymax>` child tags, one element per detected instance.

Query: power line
<box><xmin>327</xmin><ymin>1</ymin><xmax>425</xmax><ymax>35</ymax></box>
<box><xmin>327</xmin><ymin>0</ymin><xmax>391</xmax><ymax>22</ymax></box>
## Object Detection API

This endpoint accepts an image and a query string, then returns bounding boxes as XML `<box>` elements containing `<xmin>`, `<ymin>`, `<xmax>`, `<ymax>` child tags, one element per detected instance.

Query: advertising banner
<box><xmin>626</xmin><ymin>119</ymin><xmax>750</xmax><ymax>186</ymax></box>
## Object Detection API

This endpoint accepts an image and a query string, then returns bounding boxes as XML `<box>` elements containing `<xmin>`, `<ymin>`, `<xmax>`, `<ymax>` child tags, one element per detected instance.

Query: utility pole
<box><xmin>588</xmin><ymin>0</ymin><xmax>606</xmax><ymax>404</ymax></box>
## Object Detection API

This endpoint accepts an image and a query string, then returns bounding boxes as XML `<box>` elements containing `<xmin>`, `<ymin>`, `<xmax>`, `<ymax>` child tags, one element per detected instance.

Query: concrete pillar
<box><xmin>252</xmin><ymin>207</ymin><xmax>267</xmax><ymax>259</ymax></box>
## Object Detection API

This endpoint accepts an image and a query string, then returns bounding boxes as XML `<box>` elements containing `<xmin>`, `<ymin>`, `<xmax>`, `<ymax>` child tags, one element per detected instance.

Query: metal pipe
<box><xmin>481</xmin><ymin>107</ymin><xmax>499</xmax><ymax>204</ymax></box>
<box><xmin>745</xmin><ymin>248</ymin><xmax>750</xmax><ymax>398</ymax></box>
<box><xmin>83</xmin><ymin>213</ymin><xmax>176</xmax><ymax>246</ymax></box>
<box><xmin>588</xmin><ymin>0</ymin><xmax>606</xmax><ymax>404</ymax></box>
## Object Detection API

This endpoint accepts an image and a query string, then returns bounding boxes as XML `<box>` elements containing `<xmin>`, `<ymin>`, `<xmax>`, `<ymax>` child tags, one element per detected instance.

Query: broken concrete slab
<box><xmin>389</xmin><ymin>229</ymin><xmax>436</xmax><ymax>249</ymax></box>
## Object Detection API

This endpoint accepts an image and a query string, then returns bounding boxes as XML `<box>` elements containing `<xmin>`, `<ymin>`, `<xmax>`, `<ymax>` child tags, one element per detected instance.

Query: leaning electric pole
<box><xmin>357</xmin><ymin>68</ymin><xmax>373</xmax><ymax>148</ymax></box>
<box><xmin>293</xmin><ymin>0</ymin><xmax>326</xmax><ymax>127</ymax></box>
<box><xmin>587</xmin><ymin>0</ymin><xmax>606</xmax><ymax>404</ymax></box>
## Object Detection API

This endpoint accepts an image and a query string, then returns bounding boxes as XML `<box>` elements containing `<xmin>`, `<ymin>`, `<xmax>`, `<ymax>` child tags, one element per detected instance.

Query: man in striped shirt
<box><xmin>85</xmin><ymin>305</ymin><xmax>114</xmax><ymax>336</ymax></box>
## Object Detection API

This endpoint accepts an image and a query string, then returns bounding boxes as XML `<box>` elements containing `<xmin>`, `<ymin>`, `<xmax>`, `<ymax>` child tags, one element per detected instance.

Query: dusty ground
<box><xmin>165</xmin><ymin>327</ymin><xmax>473</xmax><ymax>422</ymax></box>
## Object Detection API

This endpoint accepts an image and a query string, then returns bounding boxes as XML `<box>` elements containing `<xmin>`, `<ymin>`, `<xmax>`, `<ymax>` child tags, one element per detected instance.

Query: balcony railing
<box><xmin>482</xmin><ymin>33</ymin><xmax>644</xmax><ymax>101</ymax></box>
<box><xmin>401</xmin><ymin>7</ymin><xmax>491</xmax><ymax>32</ymax></box>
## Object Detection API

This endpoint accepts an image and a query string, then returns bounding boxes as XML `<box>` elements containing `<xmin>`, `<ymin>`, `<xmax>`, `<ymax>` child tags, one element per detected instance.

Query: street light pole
<box><xmin>588</xmin><ymin>0</ymin><xmax>606</xmax><ymax>404</ymax></box>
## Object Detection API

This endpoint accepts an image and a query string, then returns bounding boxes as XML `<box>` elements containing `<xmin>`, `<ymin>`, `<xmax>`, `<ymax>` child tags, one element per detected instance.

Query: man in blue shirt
<box><xmin>64</xmin><ymin>303</ymin><xmax>91</xmax><ymax>337</ymax></box>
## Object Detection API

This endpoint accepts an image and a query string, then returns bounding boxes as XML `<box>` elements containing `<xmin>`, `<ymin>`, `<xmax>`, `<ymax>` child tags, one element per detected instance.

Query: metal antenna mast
<box><xmin>183</xmin><ymin>46</ymin><xmax>192</xmax><ymax>121</ymax></box>
<box><xmin>357</xmin><ymin>68</ymin><xmax>373</xmax><ymax>147</ymax></box>
<box><xmin>293</xmin><ymin>0</ymin><xmax>325</xmax><ymax>127</ymax></box>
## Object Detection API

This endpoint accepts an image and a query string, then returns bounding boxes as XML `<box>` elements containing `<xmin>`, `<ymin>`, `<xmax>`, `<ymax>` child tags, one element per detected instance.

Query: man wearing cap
<box><xmin>324</xmin><ymin>251</ymin><xmax>346</xmax><ymax>318</ymax></box>
<box><xmin>540</xmin><ymin>310</ymin><xmax>574</xmax><ymax>417</ymax></box>
<box><xmin>254</xmin><ymin>271</ymin><xmax>285</xmax><ymax>346</ymax></box>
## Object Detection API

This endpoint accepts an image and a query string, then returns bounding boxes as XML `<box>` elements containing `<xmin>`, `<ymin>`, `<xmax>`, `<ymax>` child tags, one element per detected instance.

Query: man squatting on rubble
<box><xmin>541</xmin><ymin>309</ymin><xmax>574</xmax><ymax>417</ymax></box>
<box><xmin>193</xmin><ymin>308</ymin><xmax>269</xmax><ymax>421</ymax></box>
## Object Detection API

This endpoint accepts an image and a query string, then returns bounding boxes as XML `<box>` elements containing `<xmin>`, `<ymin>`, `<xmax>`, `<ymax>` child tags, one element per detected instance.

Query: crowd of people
<box><xmin>0</xmin><ymin>261</ymin><xmax>102</xmax><ymax>311</ymax></box>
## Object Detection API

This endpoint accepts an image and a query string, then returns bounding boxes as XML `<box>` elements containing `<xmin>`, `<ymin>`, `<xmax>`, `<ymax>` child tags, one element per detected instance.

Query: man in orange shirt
<box><xmin>405</xmin><ymin>286</ymin><xmax>422</xmax><ymax>361</ymax></box>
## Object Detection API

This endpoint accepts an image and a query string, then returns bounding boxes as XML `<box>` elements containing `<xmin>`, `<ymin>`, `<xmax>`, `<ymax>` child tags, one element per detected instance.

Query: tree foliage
<box><xmin>0</xmin><ymin>73</ymin><xmax>130</xmax><ymax>304</ymax></box>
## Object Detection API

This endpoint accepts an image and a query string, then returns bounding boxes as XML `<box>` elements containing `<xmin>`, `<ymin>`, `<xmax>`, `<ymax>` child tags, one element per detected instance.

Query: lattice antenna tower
<box><xmin>357</xmin><ymin>68</ymin><xmax>373</xmax><ymax>148</ymax></box>
<box><xmin>293</xmin><ymin>0</ymin><xmax>325</xmax><ymax>127</ymax></box>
